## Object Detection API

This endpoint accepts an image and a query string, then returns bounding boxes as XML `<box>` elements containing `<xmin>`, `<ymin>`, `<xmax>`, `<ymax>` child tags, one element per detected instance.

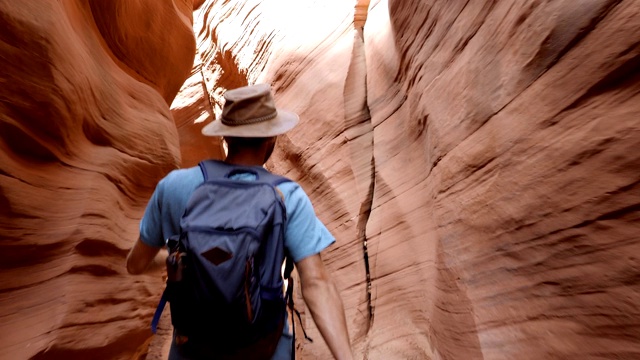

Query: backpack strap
<box><xmin>151</xmin><ymin>236</ymin><xmax>182</xmax><ymax>334</ymax></box>
<box><xmin>198</xmin><ymin>159</ymin><xmax>233</xmax><ymax>181</ymax></box>
<box><xmin>151</xmin><ymin>288</ymin><xmax>168</xmax><ymax>334</ymax></box>
<box><xmin>199</xmin><ymin>160</ymin><xmax>291</xmax><ymax>187</ymax></box>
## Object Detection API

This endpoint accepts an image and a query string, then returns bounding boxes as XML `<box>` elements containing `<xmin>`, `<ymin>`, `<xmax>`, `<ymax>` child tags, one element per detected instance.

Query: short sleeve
<box><xmin>139</xmin><ymin>179</ymin><xmax>166</xmax><ymax>248</ymax></box>
<box><xmin>138</xmin><ymin>167</ymin><xmax>204</xmax><ymax>248</ymax></box>
<box><xmin>278</xmin><ymin>182</ymin><xmax>335</xmax><ymax>262</ymax></box>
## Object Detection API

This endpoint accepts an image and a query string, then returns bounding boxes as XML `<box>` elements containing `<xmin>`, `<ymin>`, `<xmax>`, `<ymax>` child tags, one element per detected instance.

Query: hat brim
<box><xmin>201</xmin><ymin>110</ymin><xmax>299</xmax><ymax>138</ymax></box>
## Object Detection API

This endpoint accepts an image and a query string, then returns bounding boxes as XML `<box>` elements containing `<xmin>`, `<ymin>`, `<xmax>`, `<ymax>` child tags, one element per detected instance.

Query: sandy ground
<box><xmin>145</xmin><ymin>308</ymin><xmax>173</xmax><ymax>360</ymax></box>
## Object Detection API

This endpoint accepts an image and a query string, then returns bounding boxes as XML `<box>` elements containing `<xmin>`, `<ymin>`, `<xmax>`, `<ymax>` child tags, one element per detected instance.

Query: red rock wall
<box><xmin>0</xmin><ymin>1</ymin><xmax>198</xmax><ymax>359</ymax></box>
<box><xmin>177</xmin><ymin>0</ymin><xmax>640</xmax><ymax>359</ymax></box>
<box><xmin>365</xmin><ymin>1</ymin><xmax>640</xmax><ymax>359</ymax></box>
<box><xmin>2</xmin><ymin>0</ymin><xmax>639</xmax><ymax>359</ymax></box>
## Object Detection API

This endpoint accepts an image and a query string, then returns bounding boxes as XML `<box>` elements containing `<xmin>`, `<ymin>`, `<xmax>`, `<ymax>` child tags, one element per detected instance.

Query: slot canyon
<box><xmin>1</xmin><ymin>0</ymin><xmax>639</xmax><ymax>359</ymax></box>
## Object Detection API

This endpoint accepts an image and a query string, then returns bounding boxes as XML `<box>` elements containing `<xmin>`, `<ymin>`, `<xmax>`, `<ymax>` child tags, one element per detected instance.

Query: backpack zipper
<box><xmin>244</xmin><ymin>259</ymin><xmax>254</xmax><ymax>322</ymax></box>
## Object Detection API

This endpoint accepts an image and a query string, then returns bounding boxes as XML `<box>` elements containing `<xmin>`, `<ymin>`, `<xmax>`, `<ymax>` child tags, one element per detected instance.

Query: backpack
<box><xmin>151</xmin><ymin>160</ymin><xmax>293</xmax><ymax>359</ymax></box>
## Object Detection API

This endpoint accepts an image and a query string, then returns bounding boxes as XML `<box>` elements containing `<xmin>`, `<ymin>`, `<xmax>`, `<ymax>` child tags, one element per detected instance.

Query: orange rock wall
<box><xmin>1</xmin><ymin>0</ymin><xmax>639</xmax><ymax>359</ymax></box>
<box><xmin>0</xmin><ymin>1</ymin><xmax>198</xmax><ymax>359</ymax></box>
<box><xmin>364</xmin><ymin>1</ymin><xmax>640</xmax><ymax>359</ymax></box>
<box><xmin>178</xmin><ymin>0</ymin><xmax>640</xmax><ymax>359</ymax></box>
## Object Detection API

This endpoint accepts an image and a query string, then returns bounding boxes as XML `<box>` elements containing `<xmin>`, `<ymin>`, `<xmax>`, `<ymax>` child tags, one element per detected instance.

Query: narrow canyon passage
<box><xmin>0</xmin><ymin>1</ymin><xmax>639</xmax><ymax>359</ymax></box>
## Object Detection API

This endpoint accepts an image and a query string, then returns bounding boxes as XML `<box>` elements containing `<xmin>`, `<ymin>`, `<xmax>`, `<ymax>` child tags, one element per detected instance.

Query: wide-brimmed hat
<box><xmin>201</xmin><ymin>83</ymin><xmax>299</xmax><ymax>137</ymax></box>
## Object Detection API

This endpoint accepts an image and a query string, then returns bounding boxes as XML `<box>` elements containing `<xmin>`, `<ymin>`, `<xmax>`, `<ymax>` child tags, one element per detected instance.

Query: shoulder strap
<box><xmin>199</xmin><ymin>160</ymin><xmax>292</xmax><ymax>187</ymax></box>
<box><xmin>198</xmin><ymin>159</ymin><xmax>233</xmax><ymax>181</ymax></box>
<box><xmin>151</xmin><ymin>289</ymin><xmax>168</xmax><ymax>334</ymax></box>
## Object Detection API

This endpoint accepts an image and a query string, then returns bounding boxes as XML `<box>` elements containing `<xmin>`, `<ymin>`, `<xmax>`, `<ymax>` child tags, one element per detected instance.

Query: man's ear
<box><xmin>263</xmin><ymin>136</ymin><xmax>277</xmax><ymax>163</ymax></box>
<box><xmin>222</xmin><ymin>137</ymin><xmax>230</xmax><ymax>159</ymax></box>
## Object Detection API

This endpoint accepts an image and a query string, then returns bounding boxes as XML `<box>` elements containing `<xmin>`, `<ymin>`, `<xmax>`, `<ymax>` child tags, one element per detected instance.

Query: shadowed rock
<box><xmin>0</xmin><ymin>1</ymin><xmax>199</xmax><ymax>359</ymax></box>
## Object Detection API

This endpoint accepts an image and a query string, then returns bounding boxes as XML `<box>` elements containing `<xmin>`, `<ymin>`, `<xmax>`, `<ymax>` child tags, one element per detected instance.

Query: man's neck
<box><xmin>224</xmin><ymin>153</ymin><xmax>264</xmax><ymax>167</ymax></box>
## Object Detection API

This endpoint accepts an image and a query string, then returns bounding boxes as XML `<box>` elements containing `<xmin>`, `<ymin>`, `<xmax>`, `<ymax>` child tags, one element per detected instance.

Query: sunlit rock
<box><xmin>175</xmin><ymin>0</ymin><xmax>640</xmax><ymax>359</ymax></box>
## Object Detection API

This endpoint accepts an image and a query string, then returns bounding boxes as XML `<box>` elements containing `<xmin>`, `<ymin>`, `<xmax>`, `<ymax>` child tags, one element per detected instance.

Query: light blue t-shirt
<box><xmin>139</xmin><ymin>166</ymin><xmax>335</xmax><ymax>263</ymax></box>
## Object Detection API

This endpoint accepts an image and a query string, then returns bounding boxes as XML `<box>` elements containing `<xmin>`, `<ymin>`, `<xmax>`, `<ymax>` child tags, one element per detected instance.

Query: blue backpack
<box><xmin>151</xmin><ymin>160</ymin><xmax>294</xmax><ymax>358</ymax></box>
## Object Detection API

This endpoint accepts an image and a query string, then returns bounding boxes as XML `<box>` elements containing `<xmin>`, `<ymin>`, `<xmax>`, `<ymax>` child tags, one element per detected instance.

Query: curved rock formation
<box><xmin>0</xmin><ymin>1</ymin><xmax>199</xmax><ymax>359</ymax></box>
<box><xmin>2</xmin><ymin>0</ymin><xmax>639</xmax><ymax>359</ymax></box>
<box><xmin>364</xmin><ymin>1</ymin><xmax>640</xmax><ymax>358</ymax></box>
<box><xmin>175</xmin><ymin>0</ymin><xmax>640</xmax><ymax>359</ymax></box>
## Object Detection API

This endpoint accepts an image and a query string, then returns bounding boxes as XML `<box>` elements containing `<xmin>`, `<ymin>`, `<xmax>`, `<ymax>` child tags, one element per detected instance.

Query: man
<box><xmin>127</xmin><ymin>83</ymin><xmax>353</xmax><ymax>360</ymax></box>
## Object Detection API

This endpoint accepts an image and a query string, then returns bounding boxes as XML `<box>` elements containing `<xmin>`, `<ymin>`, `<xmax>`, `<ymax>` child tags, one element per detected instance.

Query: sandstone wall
<box><xmin>0</xmin><ymin>1</ymin><xmax>198</xmax><ymax>359</ymax></box>
<box><xmin>179</xmin><ymin>0</ymin><xmax>640</xmax><ymax>359</ymax></box>
<box><xmin>364</xmin><ymin>1</ymin><xmax>640</xmax><ymax>359</ymax></box>
<box><xmin>1</xmin><ymin>0</ymin><xmax>639</xmax><ymax>359</ymax></box>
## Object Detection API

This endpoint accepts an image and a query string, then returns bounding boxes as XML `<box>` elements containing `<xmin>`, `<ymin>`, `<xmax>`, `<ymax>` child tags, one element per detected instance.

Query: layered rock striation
<box><xmin>0</xmin><ymin>1</ymin><xmax>199</xmax><ymax>359</ymax></box>
<box><xmin>178</xmin><ymin>0</ymin><xmax>640</xmax><ymax>359</ymax></box>
<box><xmin>1</xmin><ymin>0</ymin><xmax>639</xmax><ymax>359</ymax></box>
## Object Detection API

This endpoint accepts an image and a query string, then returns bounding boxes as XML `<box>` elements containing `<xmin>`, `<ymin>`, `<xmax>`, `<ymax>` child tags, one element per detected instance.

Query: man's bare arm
<box><xmin>126</xmin><ymin>238</ymin><xmax>166</xmax><ymax>275</ymax></box>
<box><xmin>296</xmin><ymin>253</ymin><xmax>354</xmax><ymax>360</ymax></box>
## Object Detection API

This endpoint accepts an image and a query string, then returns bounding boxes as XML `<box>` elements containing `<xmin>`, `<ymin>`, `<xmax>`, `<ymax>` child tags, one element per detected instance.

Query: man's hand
<box><xmin>126</xmin><ymin>238</ymin><xmax>166</xmax><ymax>275</ymax></box>
<box><xmin>296</xmin><ymin>253</ymin><xmax>354</xmax><ymax>360</ymax></box>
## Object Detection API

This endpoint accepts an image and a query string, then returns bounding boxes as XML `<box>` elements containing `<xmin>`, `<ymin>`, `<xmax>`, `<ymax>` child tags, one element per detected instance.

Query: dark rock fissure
<box><xmin>354</xmin><ymin>0</ymin><xmax>375</xmax><ymax>334</ymax></box>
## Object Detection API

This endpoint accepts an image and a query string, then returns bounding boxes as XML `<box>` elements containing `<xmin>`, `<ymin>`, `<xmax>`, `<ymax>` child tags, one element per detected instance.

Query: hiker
<box><xmin>126</xmin><ymin>83</ymin><xmax>354</xmax><ymax>360</ymax></box>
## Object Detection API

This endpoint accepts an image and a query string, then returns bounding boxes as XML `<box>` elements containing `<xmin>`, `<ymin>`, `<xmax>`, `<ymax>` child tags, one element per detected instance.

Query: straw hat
<box><xmin>201</xmin><ymin>84</ymin><xmax>299</xmax><ymax>137</ymax></box>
